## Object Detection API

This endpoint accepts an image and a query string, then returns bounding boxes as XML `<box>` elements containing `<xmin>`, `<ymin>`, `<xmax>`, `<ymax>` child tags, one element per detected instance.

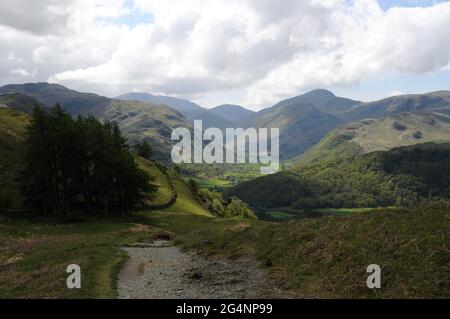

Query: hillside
<box><xmin>225</xmin><ymin>172</ymin><xmax>314</xmax><ymax>208</ymax></box>
<box><xmin>136</xmin><ymin>157</ymin><xmax>212</xmax><ymax>216</ymax></box>
<box><xmin>227</xmin><ymin>143</ymin><xmax>450</xmax><ymax>209</ymax></box>
<box><xmin>171</xmin><ymin>204</ymin><xmax>450</xmax><ymax>298</ymax></box>
<box><xmin>103</xmin><ymin>100</ymin><xmax>191</xmax><ymax>162</ymax></box>
<box><xmin>251</xmin><ymin>99</ymin><xmax>341</xmax><ymax>159</ymax></box>
<box><xmin>0</xmin><ymin>108</ymin><xmax>29</xmax><ymax>182</ymax></box>
<box><xmin>291</xmin><ymin>89</ymin><xmax>360</xmax><ymax>115</ymax></box>
<box><xmin>0</xmin><ymin>94</ymin><xmax>210</xmax><ymax>215</ymax></box>
<box><xmin>177</xmin><ymin>108</ymin><xmax>234</xmax><ymax>130</ymax></box>
<box><xmin>0</xmin><ymin>83</ymin><xmax>111</xmax><ymax>117</ymax></box>
<box><xmin>117</xmin><ymin>92</ymin><xmax>233</xmax><ymax>130</ymax></box>
<box><xmin>343</xmin><ymin>91</ymin><xmax>450</xmax><ymax>121</ymax></box>
<box><xmin>117</xmin><ymin>92</ymin><xmax>203</xmax><ymax>112</ymax></box>
<box><xmin>300</xmin><ymin>108</ymin><xmax>450</xmax><ymax>164</ymax></box>
<box><xmin>0</xmin><ymin>107</ymin><xmax>29</xmax><ymax>209</ymax></box>
<box><xmin>0</xmin><ymin>94</ymin><xmax>44</xmax><ymax>114</ymax></box>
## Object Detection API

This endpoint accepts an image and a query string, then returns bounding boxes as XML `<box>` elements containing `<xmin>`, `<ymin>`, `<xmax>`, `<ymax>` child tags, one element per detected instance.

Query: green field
<box><xmin>186</xmin><ymin>177</ymin><xmax>232</xmax><ymax>189</ymax></box>
<box><xmin>264</xmin><ymin>211</ymin><xmax>298</xmax><ymax>219</ymax></box>
<box><xmin>181</xmin><ymin>163</ymin><xmax>268</xmax><ymax>188</ymax></box>
<box><xmin>314</xmin><ymin>207</ymin><xmax>383</xmax><ymax>216</ymax></box>
<box><xmin>255</xmin><ymin>209</ymin><xmax>304</xmax><ymax>221</ymax></box>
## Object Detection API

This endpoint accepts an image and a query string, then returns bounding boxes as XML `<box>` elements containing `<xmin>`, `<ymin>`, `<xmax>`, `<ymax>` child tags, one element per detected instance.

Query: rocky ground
<box><xmin>118</xmin><ymin>240</ymin><xmax>288</xmax><ymax>299</ymax></box>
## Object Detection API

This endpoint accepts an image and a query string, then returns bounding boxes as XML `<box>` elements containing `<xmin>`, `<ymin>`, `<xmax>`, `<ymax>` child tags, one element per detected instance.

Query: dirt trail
<box><xmin>118</xmin><ymin>240</ymin><xmax>287</xmax><ymax>299</ymax></box>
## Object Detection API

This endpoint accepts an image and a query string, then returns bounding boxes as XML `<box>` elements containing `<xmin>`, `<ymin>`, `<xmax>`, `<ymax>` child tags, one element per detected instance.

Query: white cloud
<box><xmin>1</xmin><ymin>0</ymin><xmax>450</xmax><ymax>109</ymax></box>
<box><xmin>10</xmin><ymin>68</ymin><xmax>29</xmax><ymax>76</ymax></box>
<box><xmin>389</xmin><ymin>90</ymin><xmax>403</xmax><ymax>97</ymax></box>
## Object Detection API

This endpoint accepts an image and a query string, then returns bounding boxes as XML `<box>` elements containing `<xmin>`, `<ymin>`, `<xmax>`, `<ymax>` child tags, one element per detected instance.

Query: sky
<box><xmin>1</xmin><ymin>0</ymin><xmax>450</xmax><ymax>110</ymax></box>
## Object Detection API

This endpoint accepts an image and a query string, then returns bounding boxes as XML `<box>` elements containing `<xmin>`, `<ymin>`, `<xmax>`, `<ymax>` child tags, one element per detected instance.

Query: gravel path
<box><xmin>118</xmin><ymin>240</ymin><xmax>286</xmax><ymax>299</ymax></box>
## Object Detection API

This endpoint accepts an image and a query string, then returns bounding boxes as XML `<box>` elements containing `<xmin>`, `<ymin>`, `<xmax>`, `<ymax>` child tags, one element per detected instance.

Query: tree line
<box><xmin>21</xmin><ymin>105</ymin><xmax>156</xmax><ymax>216</ymax></box>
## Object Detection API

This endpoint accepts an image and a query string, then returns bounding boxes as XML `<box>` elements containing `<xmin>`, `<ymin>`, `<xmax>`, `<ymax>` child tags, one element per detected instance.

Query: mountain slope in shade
<box><xmin>0</xmin><ymin>93</ymin><xmax>44</xmax><ymax>114</ymax></box>
<box><xmin>0</xmin><ymin>83</ymin><xmax>191</xmax><ymax>161</ymax></box>
<box><xmin>292</xmin><ymin>89</ymin><xmax>360</xmax><ymax>115</ymax></box>
<box><xmin>251</xmin><ymin>97</ymin><xmax>342</xmax><ymax>159</ymax></box>
<box><xmin>0</xmin><ymin>83</ymin><xmax>111</xmax><ymax>117</ymax></box>
<box><xmin>102</xmin><ymin>100</ymin><xmax>191</xmax><ymax>162</ymax></box>
<box><xmin>117</xmin><ymin>92</ymin><xmax>233</xmax><ymax>129</ymax></box>
<box><xmin>117</xmin><ymin>92</ymin><xmax>203</xmax><ymax>111</ymax></box>
<box><xmin>210</xmin><ymin>104</ymin><xmax>256</xmax><ymax>127</ymax></box>
<box><xmin>343</xmin><ymin>91</ymin><xmax>450</xmax><ymax>121</ymax></box>
<box><xmin>179</xmin><ymin>108</ymin><xmax>234</xmax><ymax>130</ymax></box>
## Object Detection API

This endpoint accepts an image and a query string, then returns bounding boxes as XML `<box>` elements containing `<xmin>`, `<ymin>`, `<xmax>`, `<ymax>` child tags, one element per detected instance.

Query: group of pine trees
<box><xmin>22</xmin><ymin>105</ymin><xmax>155</xmax><ymax>216</ymax></box>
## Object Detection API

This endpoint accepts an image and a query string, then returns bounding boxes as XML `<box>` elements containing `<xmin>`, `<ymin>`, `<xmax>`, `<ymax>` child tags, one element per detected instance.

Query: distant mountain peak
<box><xmin>209</xmin><ymin>103</ymin><xmax>256</xmax><ymax>126</ymax></box>
<box><xmin>304</xmin><ymin>89</ymin><xmax>336</xmax><ymax>97</ymax></box>
<box><xmin>212</xmin><ymin>104</ymin><xmax>254</xmax><ymax>112</ymax></box>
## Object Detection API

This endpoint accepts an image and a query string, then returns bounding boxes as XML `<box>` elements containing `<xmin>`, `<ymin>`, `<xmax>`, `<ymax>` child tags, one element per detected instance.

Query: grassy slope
<box><xmin>0</xmin><ymin>215</ymin><xmax>165</xmax><ymax>298</ymax></box>
<box><xmin>301</xmin><ymin>109</ymin><xmax>450</xmax><ymax>164</ymax></box>
<box><xmin>314</xmin><ymin>207</ymin><xmax>382</xmax><ymax>216</ymax></box>
<box><xmin>0</xmin><ymin>108</ymin><xmax>29</xmax><ymax>142</ymax></box>
<box><xmin>136</xmin><ymin>157</ymin><xmax>173</xmax><ymax>205</ymax></box>
<box><xmin>167</xmin><ymin>170</ymin><xmax>212</xmax><ymax>216</ymax></box>
<box><xmin>103</xmin><ymin>100</ymin><xmax>192</xmax><ymax>162</ymax></box>
<box><xmin>1</xmin><ymin>204</ymin><xmax>448</xmax><ymax>298</ymax></box>
<box><xmin>0</xmin><ymin>94</ymin><xmax>42</xmax><ymax>115</ymax></box>
<box><xmin>0</xmin><ymin>108</ymin><xmax>29</xmax><ymax>208</ymax></box>
<box><xmin>351</xmin><ymin>111</ymin><xmax>450</xmax><ymax>153</ymax></box>
<box><xmin>343</xmin><ymin>91</ymin><xmax>450</xmax><ymax>121</ymax></box>
<box><xmin>0</xmin><ymin>158</ymin><xmax>211</xmax><ymax>299</ymax></box>
<box><xmin>151</xmin><ymin>205</ymin><xmax>450</xmax><ymax>298</ymax></box>
<box><xmin>251</xmin><ymin>100</ymin><xmax>341</xmax><ymax>159</ymax></box>
<box><xmin>136</xmin><ymin>157</ymin><xmax>212</xmax><ymax>216</ymax></box>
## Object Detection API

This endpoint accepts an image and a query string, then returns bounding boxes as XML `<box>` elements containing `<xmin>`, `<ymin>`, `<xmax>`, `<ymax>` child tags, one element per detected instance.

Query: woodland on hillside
<box><xmin>21</xmin><ymin>105</ymin><xmax>155</xmax><ymax>216</ymax></box>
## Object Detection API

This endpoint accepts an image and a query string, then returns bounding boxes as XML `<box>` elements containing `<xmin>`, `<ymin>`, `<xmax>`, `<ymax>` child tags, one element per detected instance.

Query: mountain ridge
<box><xmin>2</xmin><ymin>82</ymin><xmax>450</xmax><ymax>161</ymax></box>
<box><xmin>250</xmin><ymin>95</ymin><xmax>343</xmax><ymax>159</ymax></box>
<box><xmin>117</xmin><ymin>91</ymin><xmax>235</xmax><ymax>130</ymax></box>
<box><xmin>0</xmin><ymin>83</ymin><xmax>192</xmax><ymax>162</ymax></box>
<box><xmin>342</xmin><ymin>90</ymin><xmax>450</xmax><ymax>121</ymax></box>
<box><xmin>116</xmin><ymin>92</ymin><xmax>203</xmax><ymax>111</ymax></box>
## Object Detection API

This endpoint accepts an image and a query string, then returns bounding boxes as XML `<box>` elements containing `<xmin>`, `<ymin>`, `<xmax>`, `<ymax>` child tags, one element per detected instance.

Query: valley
<box><xmin>0</xmin><ymin>84</ymin><xmax>449</xmax><ymax>299</ymax></box>
<box><xmin>3</xmin><ymin>0</ymin><xmax>450</xmax><ymax>303</ymax></box>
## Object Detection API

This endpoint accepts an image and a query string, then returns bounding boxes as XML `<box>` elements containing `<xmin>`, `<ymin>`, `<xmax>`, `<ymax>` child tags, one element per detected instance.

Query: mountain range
<box><xmin>1</xmin><ymin>82</ymin><xmax>450</xmax><ymax>163</ymax></box>
<box><xmin>249</xmin><ymin>89</ymin><xmax>450</xmax><ymax>159</ymax></box>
